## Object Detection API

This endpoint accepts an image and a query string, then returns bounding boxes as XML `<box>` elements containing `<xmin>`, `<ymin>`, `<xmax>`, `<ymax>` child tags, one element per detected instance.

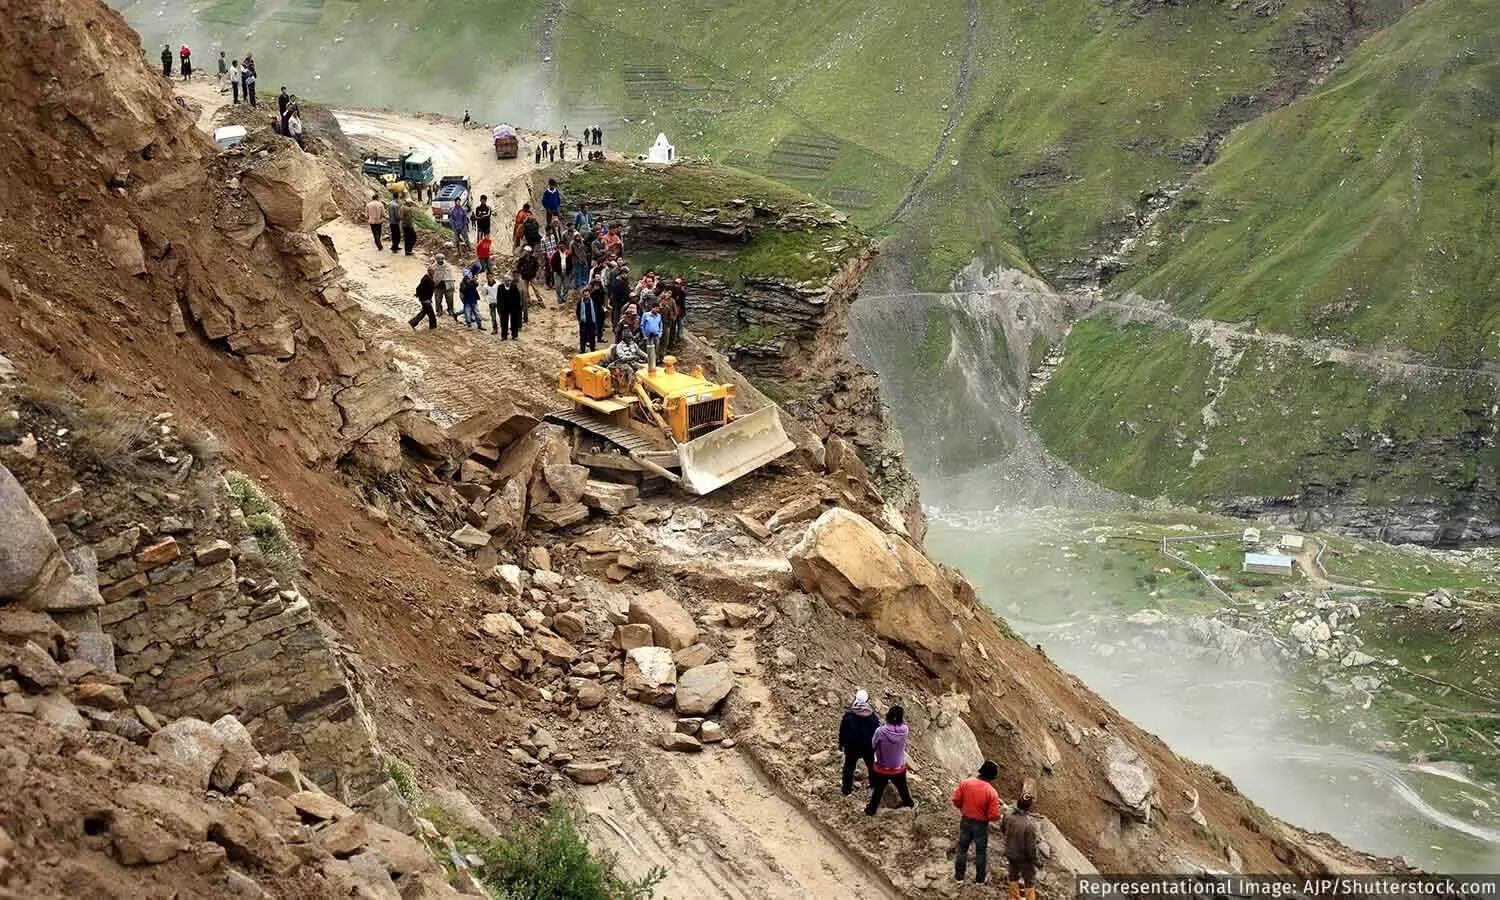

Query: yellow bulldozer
<box><xmin>546</xmin><ymin>351</ymin><xmax>794</xmax><ymax>495</ymax></box>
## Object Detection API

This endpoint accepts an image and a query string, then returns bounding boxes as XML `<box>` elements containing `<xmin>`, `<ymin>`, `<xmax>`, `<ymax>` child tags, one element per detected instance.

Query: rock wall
<box><xmin>1</xmin><ymin>399</ymin><xmax>383</xmax><ymax>798</ymax></box>
<box><xmin>94</xmin><ymin>525</ymin><xmax>382</xmax><ymax>796</ymax></box>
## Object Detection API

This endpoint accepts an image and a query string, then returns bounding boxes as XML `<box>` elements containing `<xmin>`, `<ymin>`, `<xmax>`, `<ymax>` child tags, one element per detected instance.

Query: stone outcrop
<box><xmin>788</xmin><ymin>507</ymin><xmax>963</xmax><ymax>665</ymax></box>
<box><xmin>241</xmin><ymin>150</ymin><xmax>340</xmax><ymax>233</ymax></box>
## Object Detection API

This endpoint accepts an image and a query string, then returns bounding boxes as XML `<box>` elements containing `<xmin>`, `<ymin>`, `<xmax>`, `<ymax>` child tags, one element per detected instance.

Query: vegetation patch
<box><xmin>445</xmin><ymin>806</ymin><xmax>665</xmax><ymax>900</ymax></box>
<box><xmin>225</xmin><ymin>471</ymin><xmax>302</xmax><ymax>577</ymax></box>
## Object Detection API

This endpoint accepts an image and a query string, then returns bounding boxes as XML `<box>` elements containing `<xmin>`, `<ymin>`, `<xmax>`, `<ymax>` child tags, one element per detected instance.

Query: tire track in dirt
<box><xmin>878</xmin><ymin>0</ymin><xmax>980</xmax><ymax>230</ymax></box>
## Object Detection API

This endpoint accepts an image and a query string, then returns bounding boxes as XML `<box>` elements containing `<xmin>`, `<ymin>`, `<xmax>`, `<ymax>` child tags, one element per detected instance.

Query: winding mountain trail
<box><xmin>878</xmin><ymin>0</ymin><xmax>980</xmax><ymax>229</ymax></box>
<box><xmin>857</xmin><ymin>286</ymin><xmax>1500</xmax><ymax>385</ymax></box>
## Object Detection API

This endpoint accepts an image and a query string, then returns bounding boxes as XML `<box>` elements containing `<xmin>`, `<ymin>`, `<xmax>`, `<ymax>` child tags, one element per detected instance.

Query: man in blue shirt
<box><xmin>573</xmin><ymin>204</ymin><xmax>594</xmax><ymax>238</ymax></box>
<box><xmin>449</xmin><ymin>202</ymin><xmax>471</xmax><ymax>252</ymax></box>
<box><xmin>640</xmin><ymin>301</ymin><xmax>664</xmax><ymax>370</ymax></box>
<box><xmin>542</xmin><ymin>179</ymin><xmax>562</xmax><ymax>228</ymax></box>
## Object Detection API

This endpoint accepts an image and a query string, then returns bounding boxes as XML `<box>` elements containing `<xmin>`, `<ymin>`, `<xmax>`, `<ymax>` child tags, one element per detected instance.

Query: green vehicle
<box><xmin>359</xmin><ymin>150</ymin><xmax>434</xmax><ymax>188</ymax></box>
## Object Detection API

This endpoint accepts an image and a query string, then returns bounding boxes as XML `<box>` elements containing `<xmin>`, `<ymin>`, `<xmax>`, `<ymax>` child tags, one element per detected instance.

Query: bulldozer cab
<box><xmin>553</xmin><ymin>353</ymin><xmax>794</xmax><ymax>494</ymax></box>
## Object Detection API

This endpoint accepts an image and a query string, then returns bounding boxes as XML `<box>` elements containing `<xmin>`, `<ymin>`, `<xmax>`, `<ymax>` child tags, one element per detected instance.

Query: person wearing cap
<box><xmin>432</xmin><ymin>254</ymin><xmax>457</xmax><ymax>320</ymax></box>
<box><xmin>952</xmin><ymin>761</ymin><xmax>1003</xmax><ymax>884</ymax></box>
<box><xmin>838</xmin><ymin>689</ymin><xmax>882</xmax><ymax>796</ymax></box>
<box><xmin>1003</xmin><ymin>794</ymin><xmax>1041</xmax><ymax>900</ymax></box>
<box><xmin>614</xmin><ymin>305</ymin><xmax>642</xmax><ymax>346</ymax></box>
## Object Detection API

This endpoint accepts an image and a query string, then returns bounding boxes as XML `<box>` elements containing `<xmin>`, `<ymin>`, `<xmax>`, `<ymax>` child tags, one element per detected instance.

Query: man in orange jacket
<box><xmin>952</xmin><ymin>760</ymin><xmax>1003</xmax><ymax>884</ymax></box>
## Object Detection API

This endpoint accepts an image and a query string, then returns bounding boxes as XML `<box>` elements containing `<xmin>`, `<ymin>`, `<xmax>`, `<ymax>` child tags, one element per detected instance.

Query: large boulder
<box><xmin>788</xmin><ymin>508</ymin><xmax>963</xmax><ymax>663</ymax></box>
<box><xmin>1101</xmin><ymin>736</ymin><xmax>1157</xmax><ymax>821</ymax></box>
<box><xmin>101</xmin><ymin>223</ymin><xmax>147</xmax><ymax>276</ymax></box>
<box><xmin>628</xmin><ymin>590</ymin><xmax>699</xmax><ymax>651</ymax></box>
<box><xmin>675</xmin><ymin>662</ymin><xmax>734</xmax><ymax>716</ymax></box>
<box><xmin>482</xmin><ymin>478</ymin><xmax>527</xmax><ymax>541</ymax></box>
<box><xmin>0</xmin><ymin>466</ymin><xmax>72</xmax><ymax>605</ymax></box>
<box><xmin>928</xmin><ymin>694</ymin><xmax>983</xmax><ymax>782</ymax></box>
<box><xmin>446</xmin><ymin>404</ymin><xmax>539</xmax><ymax>459</ymax></box>
<box><xmin>623</xmin><ymin>646</ymin><xmax>676</xmax><ymax>706</ymax></box>
<box><xmin>334</xmin><ymin>368</ymin><xmax>414</xmax><ymax>442</ymax></box>
<box><xmin>147</xmin><ymin>718</ymin><xmax>226</xmax><ymax>790</ymax></box>
<box><xmin>241</xmin><ymin>149</ymin><xmax>339</xmax><ymax>232</ymax></box>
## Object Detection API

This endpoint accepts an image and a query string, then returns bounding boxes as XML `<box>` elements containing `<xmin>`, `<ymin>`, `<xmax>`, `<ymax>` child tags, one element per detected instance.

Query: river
<box><xmin>923</xmin><ymin>510</ymin><xmax>1500</xmax><ymax>873</ymax></box>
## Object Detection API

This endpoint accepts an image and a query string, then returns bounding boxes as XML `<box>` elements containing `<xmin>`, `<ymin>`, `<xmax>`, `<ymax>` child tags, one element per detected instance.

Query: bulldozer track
<box><xmin>545</xmin><ymin>407</ymin><xmax>663</xmax><ymax>456</ymax></box>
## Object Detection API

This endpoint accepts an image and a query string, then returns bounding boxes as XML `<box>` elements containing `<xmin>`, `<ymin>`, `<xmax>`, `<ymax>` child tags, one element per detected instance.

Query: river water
<box><xmin>923</xmin><ymin>510</ymin><xmax>1500</xmax><ymax>873</ymax></box>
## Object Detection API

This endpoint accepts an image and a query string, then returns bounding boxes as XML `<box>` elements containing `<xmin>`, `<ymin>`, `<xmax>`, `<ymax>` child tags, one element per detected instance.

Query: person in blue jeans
<box><xmin>640</xmin><ymin>300</ymin><xmax>664</xmax><ymax>369</ymax></box>
<box><xmin>459</xmin><ymin>268</ymin><xmax>482</xmax><ymax>330</ymax></box>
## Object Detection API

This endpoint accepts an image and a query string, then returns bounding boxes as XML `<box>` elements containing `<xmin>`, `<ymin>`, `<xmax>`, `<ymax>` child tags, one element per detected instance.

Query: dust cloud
<box><xmin>114</xmin><ymin>1</ymin><xmax>593</xmax><ymax>132</ymax></box>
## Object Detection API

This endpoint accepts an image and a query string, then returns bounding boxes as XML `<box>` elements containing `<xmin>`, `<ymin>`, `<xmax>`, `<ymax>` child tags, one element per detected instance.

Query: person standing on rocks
<box><xmin>498</xmin><ymin>273</ymin><xmax>524</xmax><ymax>340</ymax></box>
<box><xmin>217</xmin><ymin>51</ymin><xmax>228</xmax><ymax>87</ymax></box>
<box><xmin>666</xmin><ymin>277</ymin><xmax>687</xmax><ymax>348</ymax></box>
<box><xmin>179</xmin><ymin>45</ymin><xmax>192</xmax><ymax>80</ymax></box>
<box><xmin>277</xmin><ymin>87</ymin><xmax>291</xmax><ymax>134</ymax></box>
<box><xmin>399</xmin><ymin>200</ymin><xmax>417</xmax><ymax>255</ymax></box>
<box><xmin>409</xmin><ymin>266</ymin><xmax>438</xmax><ymax>330</ymax></box>
<box><xmin>1002</xmin><ymin>795</ymin><xmax>1041</xmax><ymax>900</ymax></box>
<box><xmin>449</xmin><ymin>201</ymin><xmax>472</xmax><ymax>253</ymax></box>
<box><xmin>865</xmin><ymin>705</ymin><xmax>915</xmax><ymax>815</ymax></box>
<box><xmin>160</xmin><ymin>44</ymin><xmax>172</xmax><ymax>78</ymax></box>
<box><xmin>229</xmin><ymin>58</ymin><xmax>242</xmax><ymax>103</ymax></box>
<box><xmin>838</xmin><ymin>689</ymin><xmax>881</xmax><ymax>796</ymax></box>
<box><xmin>365</xmin><ymin>192</ymin><xmax>387</xmax><ymax>251</ymax></box>
<box><xmin>952</xmin><ymin>760</ymin><xmax>1002</xmax><ymax>885</ymax></box>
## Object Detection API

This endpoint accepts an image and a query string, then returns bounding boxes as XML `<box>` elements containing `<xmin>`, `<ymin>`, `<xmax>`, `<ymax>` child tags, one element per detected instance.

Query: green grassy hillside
<box><xmin>1122</xmin><ymin>0</ymin><xmax>1500</xmax><ymax>365</ymax></box>
<box><xmin>1034</xmin><ymin>0</ymin><xmax>1500</xmax><ymax>522</ymax></box>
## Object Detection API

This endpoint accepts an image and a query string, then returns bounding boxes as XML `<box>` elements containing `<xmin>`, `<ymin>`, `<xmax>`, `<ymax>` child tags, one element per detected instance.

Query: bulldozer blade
<box><xmin>675</xmin><ymin>405</ymin><xmax>796</xmax><ymax>495</ymax></box>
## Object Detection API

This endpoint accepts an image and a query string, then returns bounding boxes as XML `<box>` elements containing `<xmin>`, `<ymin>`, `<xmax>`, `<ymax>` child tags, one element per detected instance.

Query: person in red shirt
<box><xmin>476</xmin><ymin>233</ymin><xmax>493</xmax><ymax>273</ymax></box>
<box><xmin>951</xmin><ymin>760</ymin><xmax>1002</xmax><ymax>884</ymax></box>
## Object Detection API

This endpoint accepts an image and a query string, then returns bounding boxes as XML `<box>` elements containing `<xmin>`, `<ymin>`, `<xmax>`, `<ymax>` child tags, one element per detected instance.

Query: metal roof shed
<box><xmin>1244</xmin><ymin>552</ymin><xmax>1295</xmax><ymax>576</ymax></box>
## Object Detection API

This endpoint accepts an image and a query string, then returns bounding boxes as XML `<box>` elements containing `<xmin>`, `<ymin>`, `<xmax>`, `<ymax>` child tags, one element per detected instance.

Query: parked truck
<box><xmin>359</xmin><ymin>150</ymin><xmax>434</xmax><ymax>189</ymax></box>
<box><xmin>429</xmin><ymin>175</ymin><xmax>471</xmax><ymax>222</ymax></box>
<box><xmin>493</xmin><ymin>124</ymin><xmax>519</xmax><ymax>160</ymax></box>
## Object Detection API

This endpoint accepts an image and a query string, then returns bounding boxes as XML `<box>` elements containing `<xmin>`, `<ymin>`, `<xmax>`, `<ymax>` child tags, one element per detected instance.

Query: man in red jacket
<box><xmin>951</xmin><ymin>760</ymin><xmax>1002</xmax><ymax>884</ymax></box>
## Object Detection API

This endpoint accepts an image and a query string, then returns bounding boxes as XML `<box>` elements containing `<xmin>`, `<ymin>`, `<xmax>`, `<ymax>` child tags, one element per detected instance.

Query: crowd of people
<box><xmin>387</xmin><ymin>179</ymin><xmax>688</xmax><ymax>365</ymax></box>
<box><xmin>839</xmin><ymin>690</ymin><xmax>1043</xmax><ymax>895</ymax></box>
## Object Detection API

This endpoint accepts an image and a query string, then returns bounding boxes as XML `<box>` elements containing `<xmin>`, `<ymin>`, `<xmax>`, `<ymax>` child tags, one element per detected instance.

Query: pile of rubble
<box><xmin>1</xmin><ymin>464</ymin><xmax>473</xmax><ymax>898</ymax></box>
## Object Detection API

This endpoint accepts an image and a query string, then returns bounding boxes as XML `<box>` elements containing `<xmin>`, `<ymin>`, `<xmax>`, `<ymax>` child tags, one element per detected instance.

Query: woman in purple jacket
<box><xmin>865</xmin><ymin>705</ymin><xmax>915</xmax><ymax>815</ymax></box>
